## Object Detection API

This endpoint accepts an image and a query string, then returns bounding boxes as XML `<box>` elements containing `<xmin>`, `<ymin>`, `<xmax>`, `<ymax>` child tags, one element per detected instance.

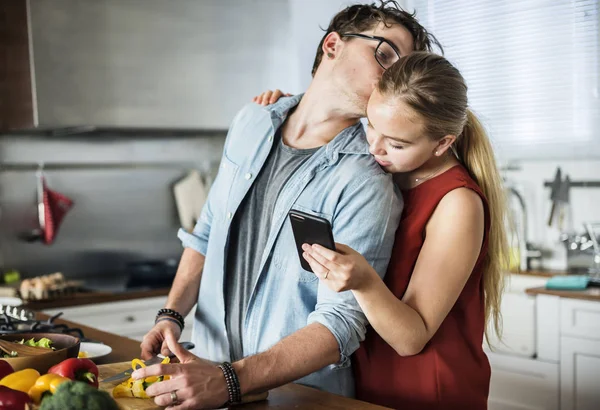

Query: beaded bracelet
<box><xmin>217</xmin><ymin>362</ymin><xmax>241</xmax><ymax>404</ymax></box>
<box><xmin>156</xmin><ymin>308</ymin><xmax>185</xmax><ymax>324</ymax></box>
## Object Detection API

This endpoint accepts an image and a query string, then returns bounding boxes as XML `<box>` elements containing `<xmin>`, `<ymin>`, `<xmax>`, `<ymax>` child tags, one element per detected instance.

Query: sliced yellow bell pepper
<box><xmin>0</xmin><ymin>368</ymin><xmax>40</xmax><ymax>393</ymax></box>
<box><xmin>112</xmin><ymin>356</ymin><xmax>171</xmax><ymax>399</ymax></box>
<box><xmin>112</xmin><ymin>380</ymin><xmax>134</xmax><ymax>398</ymax></box>
<box><xmin>28</xmin><ymin>373</ymin><xmax>70</xmax><ymax>403</ymax></box>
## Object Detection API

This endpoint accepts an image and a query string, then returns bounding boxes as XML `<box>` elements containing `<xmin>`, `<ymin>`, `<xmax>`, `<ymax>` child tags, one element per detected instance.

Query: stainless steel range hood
<box><xmin>1</xmin><ymin>0</ymin><xmax>293</xmax><ymax>133</ymax></box>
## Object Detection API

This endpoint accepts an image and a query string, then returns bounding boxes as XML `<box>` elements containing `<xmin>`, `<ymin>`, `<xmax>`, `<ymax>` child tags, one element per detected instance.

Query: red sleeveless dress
<box><xmin>354</xmin><ymin>165</ymin><xmax>491</xmax><ymax>410</ymax></box>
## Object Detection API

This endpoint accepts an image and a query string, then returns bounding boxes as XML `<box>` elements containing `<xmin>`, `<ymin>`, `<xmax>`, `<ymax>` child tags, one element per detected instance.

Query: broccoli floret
<box><xmin>39</xmin><ymin>381</ymin><xmax>120</xmax><ymax>410</ymax></box>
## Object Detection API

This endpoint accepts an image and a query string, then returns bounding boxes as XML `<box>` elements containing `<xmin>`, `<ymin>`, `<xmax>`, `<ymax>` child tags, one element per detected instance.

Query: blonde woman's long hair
<box><xmin>378</xmin><ymin>52</ymin><xmax>509</xmax><ymax>342</ymax></box>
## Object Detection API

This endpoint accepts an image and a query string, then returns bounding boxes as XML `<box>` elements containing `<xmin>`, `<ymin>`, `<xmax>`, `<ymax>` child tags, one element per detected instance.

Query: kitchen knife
<box><xmin>557</xmin><ymin>175</ymin><xmax>571</xmax><ymax>232</ymax></box>
<box><xmin>547</xmin><ymin>167</ymin><xmax>562</xmax><ymax>226</ymax></box>
<box><xmin>100</xmin><ymin>341</ymin><xmax>194</xmax><ymax>383</ymax></box>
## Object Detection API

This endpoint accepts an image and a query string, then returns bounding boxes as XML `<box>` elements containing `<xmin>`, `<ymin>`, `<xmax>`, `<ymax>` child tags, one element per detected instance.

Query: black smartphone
<box><xmin>288</xmin><ymin>209</ymin><xmax>336</xmax><ymax>273</ymax></box>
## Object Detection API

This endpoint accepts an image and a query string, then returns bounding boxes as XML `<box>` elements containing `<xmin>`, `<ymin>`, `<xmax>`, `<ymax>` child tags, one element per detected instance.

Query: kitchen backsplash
<box><xmin>0</xmin><ymin>132</ymin><xmax>226</xmax><ymax>278</ymax></box>
<box><xmin>501</xmin><ymin>158</ymin><xmax>600</xmax><ymax>271</ymax></box>
<box><xmin>1</xmin><ymin>131</ymin><xmax>597</xmax><ymax>278</ymax></box>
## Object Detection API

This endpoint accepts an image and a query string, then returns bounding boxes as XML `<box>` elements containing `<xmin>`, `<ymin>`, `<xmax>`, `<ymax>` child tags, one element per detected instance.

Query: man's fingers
<box><xmin>140</xmin><ymin>333</ymin><xmax>161</xmax><ymax>360</ymax></box>
<box><xmin>132</xmin><ymin>363</ymin><xmax>182</xmax><ymax>380</ymax></box>
<box><xmin>165</xmin><ymin>332</ymin><xmax>195</xmax><ymax>363</ymax></box>
<box><xmin>160</xmin><ymin>340</ymin><xmax>172</xmax><ymax>357</ymax></box>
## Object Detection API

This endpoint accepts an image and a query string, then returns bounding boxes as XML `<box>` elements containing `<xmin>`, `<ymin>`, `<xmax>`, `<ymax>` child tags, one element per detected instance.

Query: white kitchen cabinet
<box><xmin>560</xmin><ymin>336</ymin><xmax>600</xmax><ymax>410</ymax></box>
<box><xmin>559</xmin><ymin>299</ymin><xmax>600</xmax><ymax>341</ymax></box>
<box><xmin>42</xmin><ymin>297</ymin><xmax>194</xmax><ymax>343</ymax></box>
<box><xmin>488</xmin><ymin>352</ymin><xmax>559</xmax><ymax>410</ymax></box>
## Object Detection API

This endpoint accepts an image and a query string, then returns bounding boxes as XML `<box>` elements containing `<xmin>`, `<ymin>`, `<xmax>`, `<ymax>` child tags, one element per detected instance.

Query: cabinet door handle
<box><xmin>125</xmin><ymin>315</ymin><xmax>135</xmax><ymax>322</ymax></box>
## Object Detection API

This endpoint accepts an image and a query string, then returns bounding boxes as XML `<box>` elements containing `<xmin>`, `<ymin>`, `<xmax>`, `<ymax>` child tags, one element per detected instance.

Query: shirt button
<box><xmin>245</xmin><ymin>173</ymin><xmax>252</xmax><ymax>180</ymax></box>
<box><xmin>227</xmin><ymin>212</ymin><xmax>233</xmax><ymax>220</ymax></box>
<box><xmin>222</xmin><ymin>163</ymin><xmax>227</xmax><ymax>169</ymax></box>
<box><xmin>268</xmin><ymin>135</ymin><xmax>273</xmax><ymax>142</ymax></box>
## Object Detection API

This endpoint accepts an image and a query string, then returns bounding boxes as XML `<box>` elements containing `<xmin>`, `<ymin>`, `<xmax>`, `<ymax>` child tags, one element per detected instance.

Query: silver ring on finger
<box><xmin>324</xmin><ymin>270</ymin><xmax>329</xmax><ymax>279</ymax></box>
<box><xmin>170</xmin><ymin>390</ymin><xmax>179</xmax><ymax>405</ymax></box>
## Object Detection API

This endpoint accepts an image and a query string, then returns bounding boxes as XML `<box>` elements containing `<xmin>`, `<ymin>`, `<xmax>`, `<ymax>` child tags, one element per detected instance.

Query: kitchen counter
<box><xmin>525</xmin><ymin>286</ymin><xmax>600</xmax><ymax>302</ymax></box>
<box><xmin>512</xmin><ymin>269</ymin><xmax>567</xmax><ymax>278</ymax></box>
<box><xmin>24</xmin><ymin>287</ymin><xmax>170</xmax><ymax>310</ymax></box>
<box><xmin>35</xmin><ymin>312</ymin><xmax>389</xmax><ymax>409</ymax></box>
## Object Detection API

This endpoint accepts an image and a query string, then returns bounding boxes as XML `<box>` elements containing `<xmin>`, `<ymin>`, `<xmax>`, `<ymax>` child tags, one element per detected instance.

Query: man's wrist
<box><xmin>217</xmin><ymin>362</ymin><xmax>242</xmax><ymax>404</ymax></box>
<box><xmin>232</xmin><ymin>359</ymin><xmax>250</xmax><ymax>395</ymax></box>
<box><xmin>155</xmin><ymin>308</ymin><xmax>185</xmax><ymax>330</ymax></box>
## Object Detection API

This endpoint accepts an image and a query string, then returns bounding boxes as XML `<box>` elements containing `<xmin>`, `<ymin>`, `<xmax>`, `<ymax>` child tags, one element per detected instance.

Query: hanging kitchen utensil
<box><xmin>557</xmin><ymin>175</ymin><xmax>571</xmax><ymax>233</ymax></box>
<box><xmin>18</xmin><ymin>164</ymin><xmax>46</xmax><ymax>242</ymax></box>
<box><xmin>547</xmin><ymin>167</ymin><xmax>562</xmax><ymax>226</ymax></box>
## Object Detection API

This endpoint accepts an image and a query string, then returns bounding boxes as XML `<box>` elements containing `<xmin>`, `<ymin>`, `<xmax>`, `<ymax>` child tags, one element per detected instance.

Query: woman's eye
<box><xmin>390</xmin><ymin>144</ymin><xmax>404</xmax><ymax>150</ymax></box>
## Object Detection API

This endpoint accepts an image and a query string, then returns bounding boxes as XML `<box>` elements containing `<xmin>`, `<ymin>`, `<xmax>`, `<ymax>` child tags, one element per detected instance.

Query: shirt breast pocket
<box><xmin>211</xmin><ymin>154</ymin><xmax>239</xmax><ymax>220</ymax></box>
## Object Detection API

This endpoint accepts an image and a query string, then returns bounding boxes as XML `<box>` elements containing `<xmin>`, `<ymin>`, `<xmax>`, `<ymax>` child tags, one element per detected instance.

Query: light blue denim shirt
<box><xmin>178</xmin><ymin>95</ymin><xmax>402</xmax><ymax>397</ymax></box>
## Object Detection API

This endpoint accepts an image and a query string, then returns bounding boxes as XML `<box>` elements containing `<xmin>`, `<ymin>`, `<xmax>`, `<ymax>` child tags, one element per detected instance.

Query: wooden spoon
<box><xmin>0</xmin><ymin>339</ymin><xmax>52</xmax><ymax>357</ymax></box>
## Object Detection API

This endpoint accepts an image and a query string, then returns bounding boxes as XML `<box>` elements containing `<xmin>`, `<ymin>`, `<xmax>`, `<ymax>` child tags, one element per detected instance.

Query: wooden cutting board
<box><xmin>99</xmin><ymin>362</ymin><xmax>268</xmax><ymax>410</ymax></box>
<box><xmin>99</xmin><ymin>362</ymin><xmax>162</xmax><ymax>410</ymax></box>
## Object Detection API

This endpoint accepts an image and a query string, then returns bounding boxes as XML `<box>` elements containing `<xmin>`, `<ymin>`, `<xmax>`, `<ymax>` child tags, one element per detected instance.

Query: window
<box><xmin>406</xmin><ymin>0</ymin><xmax>599</xmax><ymax>159</ymax></box>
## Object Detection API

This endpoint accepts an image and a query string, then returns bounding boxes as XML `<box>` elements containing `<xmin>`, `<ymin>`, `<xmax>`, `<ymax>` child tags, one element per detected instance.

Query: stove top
<box><xmin>0</xmin><ymin>304</ymin><xmax>85</xmax><ymax>340</ymax></box>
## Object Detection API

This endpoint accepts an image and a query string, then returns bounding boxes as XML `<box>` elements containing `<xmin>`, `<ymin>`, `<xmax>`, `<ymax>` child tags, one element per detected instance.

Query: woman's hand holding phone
<box><xmin>301</xmin><ymin>243</ymin><xmax>379</xmax><ymax>293</ymax></box>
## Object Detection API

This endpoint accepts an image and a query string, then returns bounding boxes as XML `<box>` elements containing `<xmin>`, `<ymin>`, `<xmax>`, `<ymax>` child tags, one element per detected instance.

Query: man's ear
<box><xmin>322</xmin><ymin>32</ymin><xmax>344</xmax><ymax>59</ymax></box>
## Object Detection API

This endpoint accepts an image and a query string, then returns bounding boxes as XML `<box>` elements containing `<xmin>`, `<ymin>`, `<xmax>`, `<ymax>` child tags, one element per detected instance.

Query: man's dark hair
<box><xmin>311</xmin><ymin>0</ymin><xmax>441</xmax><ymax>76</ymax></box>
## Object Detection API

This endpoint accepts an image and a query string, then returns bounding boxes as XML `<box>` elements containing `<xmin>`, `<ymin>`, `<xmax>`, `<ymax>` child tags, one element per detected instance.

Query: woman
<box><xmin>255</xmin><ymin>52</ymin><xmax>508</xmax><ymax>410</ymax></box>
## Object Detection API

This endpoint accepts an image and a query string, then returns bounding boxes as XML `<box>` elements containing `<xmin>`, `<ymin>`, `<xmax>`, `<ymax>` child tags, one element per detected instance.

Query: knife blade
<box><xmin>557</xmin><ymin>175</ymin><xmax>570</xmax><ymax>232</ymax></box>
<box><xmin>100</xmin><ymin>341</ymin><xmax>194</xmax><ymax>383</ymax></box>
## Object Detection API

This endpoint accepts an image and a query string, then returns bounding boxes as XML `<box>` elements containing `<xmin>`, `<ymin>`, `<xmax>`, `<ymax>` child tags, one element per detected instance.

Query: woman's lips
<box><xmin>374</xmin><ymin>157</ymin><xmax>392</xmax><ymax>167</ymax></box>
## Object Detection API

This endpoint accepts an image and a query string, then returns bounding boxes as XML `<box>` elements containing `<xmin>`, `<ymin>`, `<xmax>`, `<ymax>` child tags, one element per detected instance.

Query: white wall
<box><xmin>288</xmin><ymin>0</ymin><xmax>365</xmax><ymax>92</ymax></box>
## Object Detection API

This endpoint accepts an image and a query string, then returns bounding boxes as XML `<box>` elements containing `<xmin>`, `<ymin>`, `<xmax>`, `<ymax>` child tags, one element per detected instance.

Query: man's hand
<box><xmin>140</xmin><ymin>320</ymin><xmax>182</xmax><ymax>360</ymax></box>
<box><xmin>134</xmin><ymin>333</ymin><xmax>229</xmax><ymax>410</ymax></box>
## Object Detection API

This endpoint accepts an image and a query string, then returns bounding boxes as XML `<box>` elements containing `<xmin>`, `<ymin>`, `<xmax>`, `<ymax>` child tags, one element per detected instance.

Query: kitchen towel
<box><xmin>545</xmin><ymin>275</ymin><xmax>589</xmax><ymax>290</ymax></box>
<box><xmin>41</xmin><ymin>175</ymin><xmax>74</xmax><ymax>245</ymax></box>
<box><xmin>173</xmin><ymin>170</ymin><xmax>207</xmax><ymax>232</ymax></box>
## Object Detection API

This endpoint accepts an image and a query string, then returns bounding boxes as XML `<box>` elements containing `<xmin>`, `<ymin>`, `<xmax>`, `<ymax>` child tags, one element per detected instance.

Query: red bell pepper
<box><xmin>0</xmin><ymin>385</ymin><xmax>32</xmax><ymax>410</ymax></box>
<box><xmin>47</xmin><ymin>358</ymin><xmax>99</xmax><ymax>388</ymax></box>
<box><xmin>0</xmin><ymin>362</ymin><xmax>13</xmax><ymax>381</ymax></box>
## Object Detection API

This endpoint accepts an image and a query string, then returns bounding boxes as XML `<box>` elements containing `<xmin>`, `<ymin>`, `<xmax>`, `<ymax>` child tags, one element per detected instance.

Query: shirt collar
<box><xmin>264</xmin><ymin>95</ymin><xmax>370</xmax><ymax>160</ymax></box>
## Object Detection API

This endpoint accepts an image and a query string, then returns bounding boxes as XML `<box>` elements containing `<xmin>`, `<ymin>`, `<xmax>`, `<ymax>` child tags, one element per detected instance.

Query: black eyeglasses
<box><xmin>341</xmin><ymin>33</ymin><xmax>401</xmax><ymax>70</ymax></box>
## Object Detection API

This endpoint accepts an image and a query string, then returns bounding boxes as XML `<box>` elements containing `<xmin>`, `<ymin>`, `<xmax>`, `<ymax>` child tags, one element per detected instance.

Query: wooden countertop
<box><xmin>35</xmin><ymin>313</ymin><xmax>389</xmax><ymax>409</ymax></box>
<box><xmin>24</xmin><ymin>288</ymin><xmax>170</xmax><ymax>310</ymax></box>
<box><xmin>510</xmin><ymin>269</ymin><xmax>568</xmax><ymax>278</ymax></box>
<box><xmin>525</xmin><ymin>286</ymin><xmax>600</xmax><ymax>302</ymax></box>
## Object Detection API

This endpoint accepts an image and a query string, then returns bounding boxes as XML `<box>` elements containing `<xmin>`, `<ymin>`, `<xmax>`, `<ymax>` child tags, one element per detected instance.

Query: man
<box><xmin>137</xmin><ymin>2</ymin><xmax>438</xmax><ymax>408</ymax></box>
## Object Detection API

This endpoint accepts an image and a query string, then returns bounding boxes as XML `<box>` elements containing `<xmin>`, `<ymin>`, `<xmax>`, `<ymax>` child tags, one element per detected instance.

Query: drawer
<box><xmin>43</xmin><ymin>297</ymin><xmax>195</xmax><ymax>340</ymax></box>
<box><xmin>43</xmin><ymin>296</ymin><xmax>168</xmax><ymax>319</ymax></box>
<box><xmin>488</xmin><ymin>352</ymin><xmax>559</xmax><ymax>410</ymax></box>
<box><xmin>560</xmin><ymin>298</ymin><xmax>600</xmax><ymax>340</ymax></box>
<box><xmin>486</xmin><ymin>293</ymin><xmax>536</xmax><ymax>357</ymax></box>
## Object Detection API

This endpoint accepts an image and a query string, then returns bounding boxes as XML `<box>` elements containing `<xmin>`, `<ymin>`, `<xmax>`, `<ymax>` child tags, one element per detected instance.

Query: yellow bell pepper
<box><xmin>0</xmin><ymin>368</ymin><xmax>40</xmax><ymax>393</ymax></box>
<box><xmin>28</xmin><ymin>373</ymin><xmax>70</xmax><ymax>403</ymax></box>
<box><xmin>112</xmin><ymin>356</ymin><xmax>171</xmax><ymax>399</ymax></box>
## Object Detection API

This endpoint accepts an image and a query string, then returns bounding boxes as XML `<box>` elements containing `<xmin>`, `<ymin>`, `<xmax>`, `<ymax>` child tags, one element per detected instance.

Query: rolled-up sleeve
<box><xmin>177</xmin><ymin>197</ymin><xmax>213</xmax><ymax>256</ymax></box>
<box><xmin>307</xmin><ymin>171</ymin><xmax>402</xmax><ymax>367</ymax></box>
